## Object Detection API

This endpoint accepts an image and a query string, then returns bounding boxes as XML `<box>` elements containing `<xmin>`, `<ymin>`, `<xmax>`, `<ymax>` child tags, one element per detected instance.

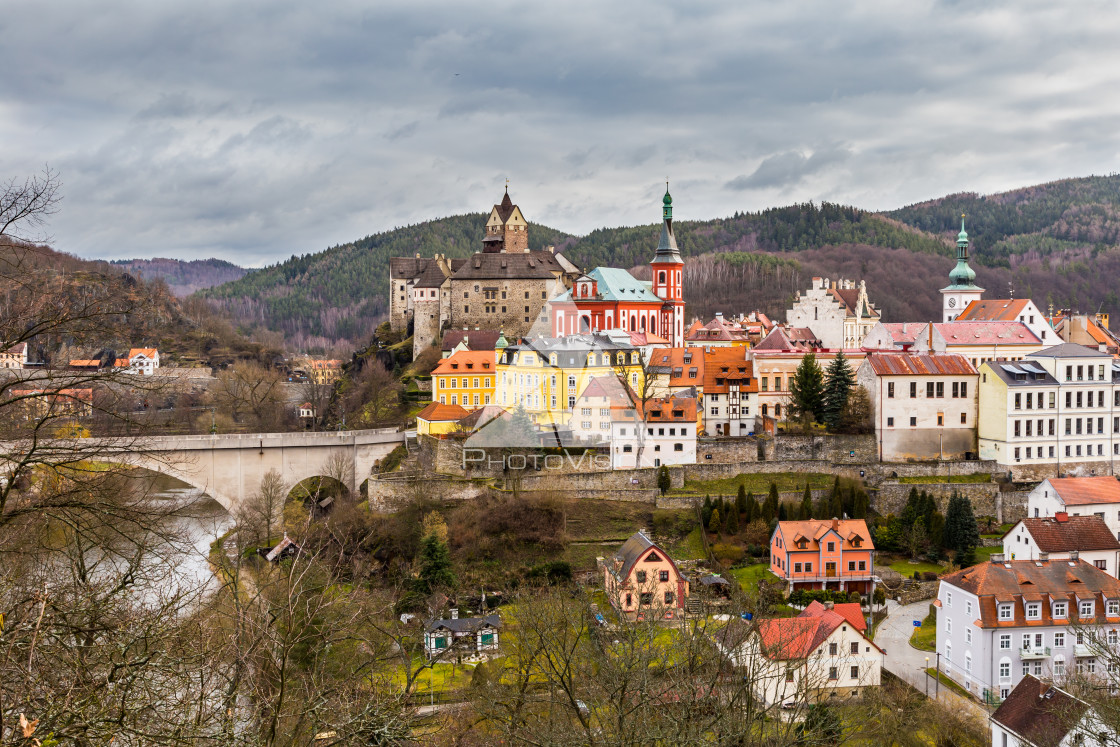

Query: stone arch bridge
<box><xmin>23</xmin><ymin>428</ymin><xmax>405</xmax><ymax>513</ymax></box>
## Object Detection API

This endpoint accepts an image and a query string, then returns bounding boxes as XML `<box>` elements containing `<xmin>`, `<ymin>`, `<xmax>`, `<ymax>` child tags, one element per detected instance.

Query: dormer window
<box><xmin>1108</xmin><ymin>600</ymin><xmax>1119</xmax><ymax>616</ymax></box>
<box><xmin>1026</xmin><ymin>602</ymin><xmax>1041</xmax><ymax>620</ymax></box>
<box><xmin>1080</xmin><ymin>600</ymin><xmax>1095</xmax><ymax>618</ymax></box>
<box><xmin>1053</xmin><ymin>601</ymin><xmax>1068</xmax><ymax>618</ymax></box>
<box><xmin>851</xmin><ymin>537</ymin><xmax>861</xmax><ymax>548</ymax></box>
<box><xmin>998</xmin><ymin>603</ymin><xmax>1013</xmax><ymax>620</ymax></box>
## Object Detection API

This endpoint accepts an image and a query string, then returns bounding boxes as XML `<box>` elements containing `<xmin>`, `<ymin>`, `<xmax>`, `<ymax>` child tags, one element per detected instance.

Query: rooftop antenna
<box><xmin>1008</xmin><ymin>281</ymin><xmax>1014</xmax><ymax>301</ymax></box>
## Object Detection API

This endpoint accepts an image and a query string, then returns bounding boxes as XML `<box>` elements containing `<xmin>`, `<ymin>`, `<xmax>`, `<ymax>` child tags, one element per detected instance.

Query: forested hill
<box><xmin>110</xmin><ymin>258</ymin><xmax>247</xmax><ymax>297</ymax></box>
<box><xmin>200</xmin><ymin>203</ymin><xmax>948</xmax><ymax>350</ymax></box>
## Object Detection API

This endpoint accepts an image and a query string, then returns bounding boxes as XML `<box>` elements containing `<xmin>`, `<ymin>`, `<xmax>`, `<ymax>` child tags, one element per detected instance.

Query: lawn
<box><xmin>973</xmin><ymin>545</ymin><xmax>1003</xmax><ymax>562</ymax></box>
<box><xmin>925</xmin><ymin>667</ymin><xmax>972</xmax><ymax>699</ymax></box>
<box><xmin>910</xmin><ymin>606</ymin><xmax>936</xmax><ymax>652</ymax></box>
<box><xmin>667</xmin><ymin>527</ymin><xmax>708</xmax><ymax>561</ymax></box>
<box><xmin>887</xmin><ymin>558</ymin><xmax>945</xmax><ymax>577</ymax></box>
<box><xmin>672</xmin><ymin>472</ymin><xmax>836</xmax><ymax>497</ymax></box>
<box><xmin>729</xmin><ymin>563</ymin><xmax>776</xmax><ymax>587</ymax></box>
<box><xmin>391</xmin><ymin>659</ymin><xmax>476</xmax><ymax>694</ymax></box>
<box><xmin>897</xmin><ymin>474</ymin><xmax>991</xmax><ymax>484</ymax></box>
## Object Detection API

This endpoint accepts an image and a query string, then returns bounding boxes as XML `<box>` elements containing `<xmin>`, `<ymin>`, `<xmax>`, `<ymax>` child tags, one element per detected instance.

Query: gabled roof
<box><xmin>416</xmin><ymin>401</ymin><xmax>470</xmax><ymax>422</ymax></box>
<box><xmin>441</xmin><ymin>329</ymin><xmax>502</xmax><ymax>352</ymax></box>
<box><xmin>802</xmin><ymin>600</ymin><xmax>866</xmax><ymax>632</ymax></box>
<box><xmin>930</xmin><ymin>321</ymin><xmax>1041</xmax><ymax>346</ymax></box>
<box><xmin>753</xmin><ymin>326</ymin><xmax>822</xmax><ymax>352</ymax></box>
<box><xmin>3</xmin><ymin>342</ymin><xmax>27</xmax><ymax>355</ymax></box>
<box><xmin>608</xmin><ymin>531</ymin><xmax>681</xmax><ymax>584</ymax></box>
<box><xmin>431</xmin><ymin>350</ymin><xmax>495</xmax><ymax>376</ymax></box>
<box><xmin>457</xmin><ymin>404</ymin><xmax>510</xmax><ymax>431</ymax></box>
<box><xmin>876</xmin><ymin>323</ymin><xmax>922</xmax><ymax>346</ymax></box>
<box><xmin>957</xmin><ymin>298</ymin><xmax>1031</xmax><ymax>322</ymax></box>
<box><xmin>427</xmin><ymin>613</ymin><xmax>502</xmax><ymax>634</ymax></box>
<box><xmin>776</xmin><ymin>519</ymin><xmax>874</xmax><ymax>552</ymax></box>
<box><xmin>127</xmin><ymin>348</ymin><xmax>158</xmax><ymax>359</ymax></box>
<box><xmin>452</xmin><ymin>250</ymin><xmax>565</xmax><ymax>280</ymax></box>
<box><xmin>864</xmin><ymin>352</ymin><xmax>976</xmax><ymax>376</ymax></box>
<box><xmin>702</xmin><ymin>348</ymin><xmax>755</xmax><ymax>393</ymax></box>
<box><xmin>992</xmin><ymin>675</ymin><xmax>1090</xmax><ymax>747</ymax></box>
<box><xmin>1044</xmin><ymin>476</ymin><xmax>1120</xmax><ymax>506</ymax></box>
<box><xmin>578</xmin><ymin>374</ymin><xmax>632</xmax><ymax>403</ymax></box>
<box><xmin>1009</xmin><ymin>516</ymin><xmax>1120</xmax><ymax>553</ymax></box>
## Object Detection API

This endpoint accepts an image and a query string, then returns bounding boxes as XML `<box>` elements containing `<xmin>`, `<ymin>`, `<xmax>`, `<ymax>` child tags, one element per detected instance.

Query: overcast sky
<box><xmin>4</xmin><ymin>0</ymin><xmax>1120</xmax><ymax>265</ymax></box>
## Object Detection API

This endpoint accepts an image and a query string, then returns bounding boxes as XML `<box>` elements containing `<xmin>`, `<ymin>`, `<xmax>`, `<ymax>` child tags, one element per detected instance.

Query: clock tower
<box><xmin>940</xmin><ymin>216</ymin><xmax>983</xmax><ymax>321</ymax></box>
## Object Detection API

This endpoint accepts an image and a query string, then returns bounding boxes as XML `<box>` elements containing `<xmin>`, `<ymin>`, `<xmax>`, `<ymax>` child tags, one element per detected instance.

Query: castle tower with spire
<box><xmin>650</xmin><ymin>185</ymin><xmax>685</xmax><ymax>346</ymax></box>
<box><xmin>483</xmin><ymin>185</ymin><xmax>529</xmax><ymax>253</ymax></box>
<box><xmin>941</xmin><ymin>216</ymin><xmax>984</xmax><ymax>321</ymax></box>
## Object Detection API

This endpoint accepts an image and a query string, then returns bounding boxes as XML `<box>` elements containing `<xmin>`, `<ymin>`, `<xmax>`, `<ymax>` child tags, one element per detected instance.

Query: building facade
<box><xmin>857</xmin><ymin>352</ymin><xmax>979</xmax><ymax>462</ymax></box>
<box><xmin>769</xmin><ymin>518</ymin><xmax>876</xmax><ymax>594</ymax></box>
<box><xmin>1026</xmin><ymin>477</ymin><xmax>1120</xmax><ymax>539</ymax></box>
<box><xmin>601</xmin><ymin>531</ymin><xmax>689</xmax><ymax>621</ymax></box>
<box><xmin>977</xmin><ymin>344</ymin><xmax>1120</xmax><ymax>474</ymax></box>
<box><xmin>431</xmin><ymin>350</ymin><xmax>497</xmax><ymax>409</ymax></box>
<box><xmin>0</xmin><ymin>342</ymin><xmax>27</xmax><ymax>369</ymax></box>
<box><xmin>1002</xmin><ymin>514</ymin><xmax>1120</xmax><ymax>575</ymax></box>
<box><xmin>936</xmin><ymin>557</ymin><xmax>1120</xmax><ymax>702</ymax></box>
<box><xmin>786</xmin><ymin>277</ymin><xmax>881</xmax><ymax>350</ymax></box>
<box><xmin>701</xmin><ymin>347</ymin><xmax>758</xmax><ymax>437</ymax></box>
<box><xmin>549</xmin><ymin>188</ymin><xmax>685</xmax><ymax>346</ymax></box>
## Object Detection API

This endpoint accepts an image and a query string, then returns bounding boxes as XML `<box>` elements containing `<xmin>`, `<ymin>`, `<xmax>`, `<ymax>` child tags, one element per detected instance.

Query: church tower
<box><xmin>940</xmin><ymin>215</ymin><xmax>984</xmax><ymax>321</ymax></box>
<box><xmin>650</xmin><ymin>185</ymin><xmax>685</xmax><ymax>346</ymax></box>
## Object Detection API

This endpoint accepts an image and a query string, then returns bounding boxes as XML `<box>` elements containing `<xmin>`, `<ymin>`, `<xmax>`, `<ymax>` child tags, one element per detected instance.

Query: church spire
<box><xmin>653</xmin><ymin>183</ymin><xmax>682</xmax><ymax>264</ymax></box>
<box><xmin>947</xmin><ymin>213</ymin><xmax>978</xmax><ymax>289</ymax></box>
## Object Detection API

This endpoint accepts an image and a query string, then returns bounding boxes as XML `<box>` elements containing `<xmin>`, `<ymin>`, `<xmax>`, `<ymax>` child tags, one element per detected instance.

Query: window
<box><xmin>965</xmin><ymin>654</ymin><xmax>972</xmax><ymax>674</ymax></box>
<box><xmin>804</xmin><ymin>562</ymin><xmax>812</xmax><ymax>573</ymax></box>
<box><xmin>639</xmin><ymin>592</ymin><xmax>652</xmax><ymax>606</ymax></box>
<box><xmin>927</xmin><ymin>382</ymin><xmax>935</xmax><ymax>398</ymax></box>
<box><xmin>1000</xmin><ymin>661</ymin><xmax>1010</xmax><ymax>679</ymax></box>
<box><xmin>966</xmin><ymin>628</ymin><xmax>972</xmax><ymax>644</ymax></box>
<box><xmin>827</xmin><ymin>542</ymin><xmax>835</xmax><ymax>552</ymax></box>
<box><xmin>1080</xmin><ymin>600</ymin><xmax>1095</xmax><ymax>618</ymax></box>
<box><xmin>999</xmin><ymin>634</ymin><xmax>1011</xmax><ymax>649</ymax></box>
<box><xmin>887</xmin><ymin>417</ymin><xmax>894</xmax><ymax>427</ymax></box>
<box><xmin>664</xmin><ymin>591</ymin><xmax>674</xmax><ymax>605</ymax></box>
<box><xmin>1054</xmin><ymin>632</ymin><xmax>1065</xmax><ymax>647</ymax></box>
<box><xmin>998</xmin><ymin>604</ymin><xmax>1012</xmax><ymax>620</ymax></box>
<box><xmin>848</xmin><ymin>561</ymin><xmax>856</xmax><ymax>571</ymax></box>
<box><xmin>1026</xmin><ymin>602</ymin><xmax>1040</xmax><ymax>620</ymax></box>
<box><xmin>887</xmin><ymin>382</ymin><xmax>894</xmax><ymax>398</ymax></box>
<box><xmin>635</xmin><ymin>571</ymin><xmax>647</xmax><ymax>583</ymax></box>
<box><xmin>1109</xmin><ymin>600</ymin><xmax>1119</xmax><ymax>616</ymax></box>
<box><xmin>1054</xmin><ymin>657</ymin><xmax>1065</xmax><ymax>677</ymax></box>
<box><xmin>850</xmin><ymin>665</ymin><xmax>859</xmax><ymax>679</ymax></box>
<box><xmin>794</xmin><ymin>563</ymin><xmax>802</xmax><ymax>573</ymax></box>
<box><xmin>910</xmin><ymin>382</ymin><xmax>917</xmax><ymax>398</ymax></box>
<box><xmin>659</xmin><ymin>570</ymin><xmax>669</xmax><ymax>582</ymax></box>
<box><xmin>858</xmin><ymin>560</ymin><xmax>866</xmax><ymax>571</ymax></box>
<box><xmin>910</xmin><ymin>416</ymin><xmax>917</xmax><ymax>427</ymax></box>
<box><xmin>851</xmin><ymin>642</ymin><xmax>859</xmax><ymax>654</ymax></box>
<box><xmin>786</xmin><ymin>668</ymin><xmax>795</xmax><ymax>683</ymax></box>
<box><xmin>829</xmin><ymin>667</ymin><xmax>838</xmax><ymax>680</ymax></box>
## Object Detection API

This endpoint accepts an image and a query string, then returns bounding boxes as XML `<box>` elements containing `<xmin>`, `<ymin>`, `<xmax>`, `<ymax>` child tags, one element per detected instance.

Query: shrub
<box><xmin>921</xmin><ymin>571</ymin><xmax>939</xmax><ymax>582</ymax></box>
<box><xmin>378</xmin><ymin>443</ymin><xmax>408</xmax><ymax>473</ymax></box>
<box><xmin>527</xmin><ymin>560</ymin><xmax>573</xmax><ymax>585</ymax></box>
<box><xmin>652</xmin><ymin>509</ymin><xmax>692</xmax><ymax>537</ymax></box>
<box><xmin>712</xmin><ymin>543</ymin><xmax>745</xmax><ymax>564</ymax></box>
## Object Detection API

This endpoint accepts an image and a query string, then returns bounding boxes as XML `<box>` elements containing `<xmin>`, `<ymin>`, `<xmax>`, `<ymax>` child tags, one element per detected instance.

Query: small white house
<box><xmin>127</xmin><ymin>348</ymin><xmax>160</xmax><ymax>375</ymax></box>
<box><xmin>1027</xmin><ymin>476</ymin><xmax>1120</xmax><ymax>541</ymax></box>
<box><xmin>1002</xmin><ymin>514</ymin><xmax>1120</xmax><ymax>576</ymax></box>
<box><xmin>423</xmin><ymin>611</ymin><xmax>501</xmax><ymax>661</ymax></box>
<box><xmin>0</xmin><ymin>342</ymin><xmax>28</xmax><ymax>369</ymax></box>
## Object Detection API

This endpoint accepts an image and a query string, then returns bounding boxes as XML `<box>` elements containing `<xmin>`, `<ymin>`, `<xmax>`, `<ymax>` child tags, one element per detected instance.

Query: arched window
<box><xmin>631</xmin><ymin>314</ymin><xmax>637</xmax><ymax>330</ymax></box>
<box><xmin>640</xmin><ymin>317</ymin><xmax>646</xmax><ymax>332</ymax></box>
<box><xmin>658</xmin><ymin>271</ymin><xmax>666</xmax><ymax>284</ymax></box>
<box><xmin>762</xmin><ymin>404</ymin><xmax>768</xmax><ymax>416</ymax></box>
<box><xmin>580</xmin><ymin>316</ymin><xmax>590</xmax><ymax>333</ymax></box>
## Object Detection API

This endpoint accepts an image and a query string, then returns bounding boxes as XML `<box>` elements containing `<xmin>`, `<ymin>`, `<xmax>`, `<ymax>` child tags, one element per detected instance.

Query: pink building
<box><xmin>602</xmin><ymin>531</ymin><xmax>689</xmax><ymax>621</ymax></box>
<box><xmin>770</xmin><ymin>519</ymin><xmax>876</xmax><ymax>595</ymax></box>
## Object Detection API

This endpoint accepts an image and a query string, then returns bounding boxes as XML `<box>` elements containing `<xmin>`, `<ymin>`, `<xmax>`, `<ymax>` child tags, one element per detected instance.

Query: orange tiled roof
<box><xmin>803</xmin><ymin>600</ymin><xmax>866</xmax><ymax>632</ymax></box>
<box><xmin>69</xmin><ymin>359</ymin><xmax>101</xmax><ymax>367</ymax></box>
<box><xmin>638</xmin><ymin>393</ymin><xmax>698</xmax><ymax>423</ymax></box>
<box><xmin>431</xmin><ymin>350</ymin><xmax>496</xmax><ymax>376</ymax></box>
<box><xmin>650</xmin><ymin>347</ymin><xmax>705</xmax><ymax>387</ymax></box>
<box><xmin>777</xmin><ymin>518</ymin><xmax>874</xmax><ymax>552</ymax></box>
<box><xmin>1010</xmin><ymin>516</ymin><xmax>1120</xmax><ymax>552</ymax></box>
<box><xmin>864</xmin><ymin>352</ymin><xmax>977</xmax><ymax>376</ymax></box>
<box><xmin>956</xmin><ymin>299</ymin><xmax>1031</xmax><ymax>323</ymax></box>
<box><xmin>1046</xmin><ymin>476</ymin><xmax>1120</xmax><ymax>506</ymax></box>
<box><xmin>416</xmin><ymin>401</ymin><xmax>469</xmax><ymax>422</ymax></box>
<box><xmin>127</xmin><ymin>348</ymin><xmax>158</xmax><ymax>359</ymax></box>
<box><xmin>702</xmin><ymin>348</ymin><xmax>755</xmax><ymax>393</ymax></box>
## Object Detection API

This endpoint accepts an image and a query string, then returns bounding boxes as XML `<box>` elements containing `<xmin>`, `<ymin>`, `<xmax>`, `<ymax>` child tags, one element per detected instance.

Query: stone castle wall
<box><xmin>447</xmin><ymin>277</ymin><xmax>557</xmax><ymax>341</ymax></box>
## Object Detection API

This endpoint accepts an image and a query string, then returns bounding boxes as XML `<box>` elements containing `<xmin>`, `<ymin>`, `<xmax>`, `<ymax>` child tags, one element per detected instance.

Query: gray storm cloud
<box><xmin>2</xmin><ymin>0</ymin><xmax>1120</xmax><ymax>264</ymax></box>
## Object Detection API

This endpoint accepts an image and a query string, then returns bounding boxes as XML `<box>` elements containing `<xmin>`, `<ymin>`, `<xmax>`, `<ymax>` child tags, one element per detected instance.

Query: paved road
<box><xmin>875</xmin><ymin>599</ymin><xmax>991</xmax><ymax>724</ymax></box>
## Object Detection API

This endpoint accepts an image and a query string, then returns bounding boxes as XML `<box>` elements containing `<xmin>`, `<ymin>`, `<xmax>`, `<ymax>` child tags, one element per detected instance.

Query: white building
<box><xmin>956</xmin><ymin>298</ymin><xmax>1054</xmax><ymax>347</ymax></box>
<box><xmin>977</xmin><ymin>344</ymin><xmax>1120</xmax><ymax>473</ymax></box>
<box><xmin>1002</xmin><ymin>515</ymin><xmax>1120</xmax><ymax>575</ymax></box>
<box><xmin>1027</xmin><ymin>476</ymin><xmax>1120</xmax><ymax>540</ymax></box>
<box><xmin>786</xmin><ymin>277</ymin><xmax>881</xmax><ymax>350</ymax></box>
<box><xmin>0</xmin><ymin>342</ymin><xmax>27</xmax><ymax>369</ymax></box>
<box><xmin>126</xmin><ymin>348</ymin><xmax>160</xmax><ymax>375</ymax></box>
<box><xmin>423</xmin><ymin>611</ymin><xmax>501</xmax><ymax>661</ymax></box>
<box><xmin>714</xmin><ymin>600</ymin><xmax>883</xmax><ymax>706</ymax></box>
<box><xmin>991</xmin><ymin>675</ymin><xmax>1115</xmax><ymax>747</ymax></box>
<box><xmin>936</xmin><ymin>557</ymin><xmax>1120</xmax><ymax>703</ymax></box>
<box><xmin>856</xmin><ymin>352</ymin><xmax>978</xmax><ymax>462</ymax></box>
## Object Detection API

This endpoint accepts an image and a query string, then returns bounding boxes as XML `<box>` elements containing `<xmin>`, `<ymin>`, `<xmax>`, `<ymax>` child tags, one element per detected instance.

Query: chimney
<box><xmin>831</xmin><ymin>518</ymin><xmax>839</xmax><ymax>530</ymax></box>
<box><xmin>450</xmin><ymin>608</ymin><xmax>459</xmax><ymax>620</ymax></box>
<box><xmin>1038</xmin><ymin>552</ymin><xmax>1049</xmax><ymax>562</ymax></box>
<box><xmin>1070</xmin><ymin>550</ymin><xmax>1080</xmax><ymax>561</ymax></box>
<box><xmin>1055</xmin><ymin>511</ymin><xmax>1069</xmax><ymax>523</ymax></box>
<box><xmin>715</xmin><ymin>312</ymin><xmax>724</xmax><ymax>321</ymax></box>
<box><xmin>824</xmin><ymin>601</ymin><xmax>834</xmax><ymax>610</ymax></box>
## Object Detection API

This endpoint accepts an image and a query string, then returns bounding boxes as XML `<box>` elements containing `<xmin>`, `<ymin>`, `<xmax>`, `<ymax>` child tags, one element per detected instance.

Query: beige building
<box><xmin>977</xmin><ymin>343</ymin><xmax>1120</xmax><ymax>476</ymax></box>
<box><xmin>786</xmin><ymin>277</ymin><xmax>881</xmax><ymax>350</ymax></box>
<box><xmin>857</xmin><ymin>352</ymin><xmax>978</xmax><ymax>462</ymax></box>
<box><xmin>751</xmin><ymin>349</ymin><xmax>867</xmax><ymax>423</ymax></box>
<box><xmin>0</xmin><ymin>342</ymin><xmax>27</xmax><ymax>369</ymax></box>
<box><xmin>601</xmin><ymin>531</ymin><xmax>689</xmax><ymax>621</ymax></box>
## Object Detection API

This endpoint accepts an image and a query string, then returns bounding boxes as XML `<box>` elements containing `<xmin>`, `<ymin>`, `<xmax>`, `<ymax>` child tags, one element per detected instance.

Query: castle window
<box><xmin>658</xmin><ymin>271</ymin><xmax>666</xmax><ymax>284</ymax></box>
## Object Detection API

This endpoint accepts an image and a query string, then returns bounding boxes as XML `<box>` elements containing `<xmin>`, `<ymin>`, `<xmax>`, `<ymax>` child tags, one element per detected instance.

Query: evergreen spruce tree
<box><xmin>726</xmin><ymin>503</ymin><xmax>740</xmax><ymax>533</ymax></box>
<box><xmin>416</xmin><ymin>533</ymin><xmax>456</xmax><ymax>593</ymax></box>
<box><xmin>701</xmin><ymin>495</ymin><xmax>713</xmax><ymax>528</ymax></box>
<box><xmin>943</xmin><ymin>491</ymin><xmax>981</xmax><ymax>554</ymax></box>
<box><xmin>736</xmin><ymin>484</ymin><xmax>748</xmax><ymax>516</ymax></box>
<box><xmin>928</xmin><ymin>511</ymin><xmax>946</xmax><ymax>548</ymax></box>
<box><xmin>788</xmin><ymin>352</ymin><xmax>825</xmax><ymax>423</ymax></box>
<box><xmin>708</xmin><ymin>508</ymin><xmax>722</xmax><ymax>534</ymax></box>
<box><xmin>778</xmin><ymin>501</ymin><xmax>788</xmax><ymax>521</ymax></box>
<box><xmin>821</xmin><ymin>351</ymin><xmax>855</xmax><ymax>430</ymax></box>
<box><xmin>745</xmin><ymin>492</ymin><xmax>758</xmax><ymax>523</ymax></box>
<box><xmin>763</xmin><ymin>483</ymin><xmax>780</xmax><ymax>522</ymax></box>
<box><xmin>799</xmin><ymin>485</ymin><xmax>813</xmax><ymax>521</ymax></box>
<box><xmin>919</xmin><ymin>492</ymin><xmax>938</xmax><ymax>532</ymax></box>
<box><xmin>901</xmin><ymin>487</ymin><xmax>922</xmax><ymax>527</ymax></box>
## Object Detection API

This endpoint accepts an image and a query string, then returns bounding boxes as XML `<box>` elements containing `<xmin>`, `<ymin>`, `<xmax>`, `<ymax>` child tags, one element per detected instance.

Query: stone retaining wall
<box><xmin>873</xmin><ymin>482</ymin><xmax>1030</xmax><ymax>523</ymax></box>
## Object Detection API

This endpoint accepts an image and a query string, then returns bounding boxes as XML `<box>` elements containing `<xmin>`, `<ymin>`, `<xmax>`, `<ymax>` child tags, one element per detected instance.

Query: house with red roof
<box><xmin>909</xmin><ymin>320</ymin><xmax>1044</xmax><ymax>369</ymax></box>
<box><xmin>1003</xmin><ymin>514</ymin><xmax>1120</xmax><ymax>575</ymax></box>
<box><xmin>0</xmin><ymin>342</ymin><xmax>27</xmax><ymax>369</ymax></box>
<box><xmin>856</xmin><ymin>352</ymin><xmax>979</xmax><ymax>462</ymax></box>
<box><xmin>684</xmin><ymin>313</ymin><xmax>751</xmax><ymax>347</ymax></box>
<box><xmin>1053</xmin><ymin>313</ymin><xmax>1120</xmax><ymax>356</ymax></box>
<box><xmin>956</xmin><ymin>298</ymin><xmax>1054</xmax><ymax>347</ymax></box>
<box><xmin>769</xmin><ymin>518</ymin><xmax>876</xmax><ymax>595</ymax></box>
<box><xmin>415</xmin><ymin>401</ymin><xmax>469</xmax><ymax>436</ymax></box>
<box><xmin>601</xmin><ymin>531</ymin><xmax>688</xmax><ymax>621</ymax></box>
<box><xmin>1027</xmin><ymin>477</ymin><xmax>1120</xmax><ymax>541</ymax></box>
<box><xmin>991</xmin><ymin>674</ymin><xmax>1114</xmax><ymax>747</ymax></box>
<box><xmin>713</xmin><ymin>599</ymin><xmax>883</xmax><ymax>706</ymax></box>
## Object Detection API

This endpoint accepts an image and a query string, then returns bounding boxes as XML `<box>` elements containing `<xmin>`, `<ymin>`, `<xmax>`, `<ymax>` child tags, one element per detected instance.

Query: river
<box><xmin>145</xmin><ymin>473</ymin><xmax>234</xmax><ymax>593</ymax></box>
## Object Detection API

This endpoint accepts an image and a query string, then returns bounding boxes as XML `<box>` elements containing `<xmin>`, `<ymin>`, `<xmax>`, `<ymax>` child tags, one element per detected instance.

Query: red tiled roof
<box><xmin>931</xmin><ymin>321</ymin><xmax>1041</xmax><ymax>345</ymax></box>
<box><xmin>702</xmin><ymin>348</ymin><xmax>755</xmax><ymax>393</ymax></box>
<box><xmin>431</xmin><ymin>350</ymin><xmax>496</xmax><ymax>376</ymax></box>
<box><xmin>956</xmin><ymin>299</ymin><xmax>1031</xmax><ymax>323</ymax></box>
<box><xmin>650</xmin><ymin>347</ymin><xmax>705</xmax><ymax>387</ymax></box>
<box><xmin>416</xmin><ymin>402</ymin><xmax>469</xmax><ymax>422</ymax></box>
<box><xmin>638</xmin><ymin>394</ymin><xmax>698</xmax><ymax>423</ymax></box>
<box><xmin>877</xmin><ymin>323</ymin><xmax>922</xmax><ymax>345</ymax></box>
<box><xmin>1010</xmin><ymin>516</ymin><xmax>1120</xmax><ymax>552</ymax></box>
<box><xmin>991</xmin><ymin>675</ymin><xmax>1088</xmax><ymax>747</ymax></box>
<box><xmin>864</xmin><ymin>352</ymin><xmax>977</xmax><ymax>376</ymax></box>
<box><xmin>755</xmin><ymin>615</ymin><xmax>833</xmax><ymax>660</ymax></box>
<box><xmin>803</xmin><ymin>600</ymin><xmax>867</xmax><ymax>632</ymax></box>
<box><xmin>127</xmin><ymin>348</ymin><xmax>158</xmax><ymax>359</ymax></box>
<box><xmin>1046</xmin><ymin>476</ymin><xmax>1120</xmax><ymax>506</ymax></box>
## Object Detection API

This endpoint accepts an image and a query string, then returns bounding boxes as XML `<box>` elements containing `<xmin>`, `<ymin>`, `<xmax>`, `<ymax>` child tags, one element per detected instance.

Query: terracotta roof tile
<box><xmin>931</xmin><ymin>321</ymin><xmax>1041</xmax><ymax>346</ymax></box>
<box><xmin>776</xmin><ymin>519</ymin><xmax>874</xmax><ymax>552</ymax></box>
<box><xmin>431</xmin><ymin>350</ymin><xmax>496</xmax><ymax>376</ymax></box>
<box><xmin>956</xmin><ymin>299</ymin><xmax>1031</xmax><ymax>323</ymax></box>
<box><xmin>1010</xmin><ymin>516</ymin><xmax>1120</xmax><ymax>553</ymax></box>
<box><xmin>1046</xmin><ymin>476</ymin><xmax>1120</xmax><ymax>506</ymax></box>
<box><xmin>864</xmin><ymin>352</ymin><xmax>977</xmax><ymax>376</ymax></box>
<box><xmin>416</xmin><ymin>402</ymin><xmax>469</xmax><ymax>422</ymax></box>
<box><xmin>991</xmin><ymin>675</ymin><xmax>1088</xmax><ymax>747</ymax></box>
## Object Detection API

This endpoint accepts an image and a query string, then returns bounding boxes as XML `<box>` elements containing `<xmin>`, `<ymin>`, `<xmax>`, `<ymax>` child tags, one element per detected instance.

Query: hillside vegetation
<box><xmin>111</xmin><ymin>257</ymin><xmax>247</xmax><ymax>297</ymax></box>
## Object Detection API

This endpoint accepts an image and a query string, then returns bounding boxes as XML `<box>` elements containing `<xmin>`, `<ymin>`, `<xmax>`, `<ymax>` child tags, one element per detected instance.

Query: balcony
<box><xmin>1020</xmin><ymin>647</ymin><xmax>1051</xmax><ymax>660</ymax></box>
<box><xmin>1074</xmin><ymin>643</ymin><xmax>1093</xmax><ymax>658</ymax></box>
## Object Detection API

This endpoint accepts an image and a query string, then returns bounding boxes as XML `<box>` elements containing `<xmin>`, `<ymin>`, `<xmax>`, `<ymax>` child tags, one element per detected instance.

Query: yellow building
<box><xmin>416</xmin><ymin>402</ymin><xmax>469</xmax><ymax>436</ymax></box>
<box><xmin>495</xmin><ymin>334</ymin><xmax>645</xmax><ymax>426</ymax></box>
<box><xmin>431</xmin><ymin>350</ymin><xmax>497</xmax><ymax>409</ymax></box>
<box><xmin>306</xmin><ymin>359</ymin><xmax>343</xmax><ymax>385</ymax></box>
